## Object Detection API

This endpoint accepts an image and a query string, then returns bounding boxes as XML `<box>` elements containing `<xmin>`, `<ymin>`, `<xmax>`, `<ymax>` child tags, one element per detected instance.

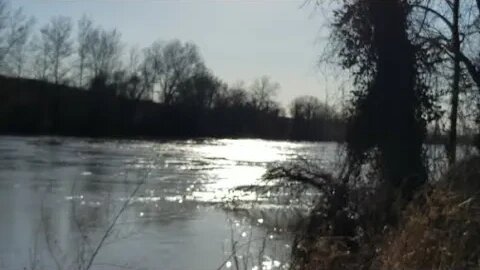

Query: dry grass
<box><xmin>296</xmin><ymin>237</ymin><xmax>359</xmax><ymax>270</ymax></box>
<box><xmin>293</xmin><ymin>156</ymin><xmax>480</xmax><ymax>270</ymax></box>
<box><xmin>378</xmin><ymin>187</ymin><xmax>480</xmax><ymax>270</ymax></box>
<box><xmin>377</xmin><ymin>157</ymin><xmax>480</xmax><ymax>270</ymax></box>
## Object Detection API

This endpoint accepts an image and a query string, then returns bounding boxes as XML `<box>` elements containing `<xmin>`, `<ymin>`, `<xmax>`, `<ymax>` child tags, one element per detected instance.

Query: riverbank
<box><xmin>292</xmin><ymin>156</ymin><xmax>480</xmax><ymax>270</ymax></box>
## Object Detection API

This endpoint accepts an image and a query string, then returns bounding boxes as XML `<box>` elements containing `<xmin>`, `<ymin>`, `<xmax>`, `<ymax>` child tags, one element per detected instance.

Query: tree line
<box><xmin>283</xmin><ymin>1</ymin><xmax>480</xmax><ymax>268</ymax></box>
<box><xmin>0</xmin><ymin>0</ymin><xmax>344</xmax><ymax>141</ymax></box>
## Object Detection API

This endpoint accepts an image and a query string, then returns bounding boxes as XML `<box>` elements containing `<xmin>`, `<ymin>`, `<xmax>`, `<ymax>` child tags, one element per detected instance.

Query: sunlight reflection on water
<box><xmin>0</xmin><ymin>136</ymin><xmax>337</xmax><ymax>270</ymax></box>
<box><xmin>160</xmin><ymin>139</ymin><xmax>325</xmax><ymax>205</ymax></box>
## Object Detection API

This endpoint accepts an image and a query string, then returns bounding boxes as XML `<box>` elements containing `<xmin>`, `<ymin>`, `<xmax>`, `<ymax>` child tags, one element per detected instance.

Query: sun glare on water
<box><xmin>189</xmin><ymin>139</ymin><xmax>297</xmax><ymax>203</ymax></box>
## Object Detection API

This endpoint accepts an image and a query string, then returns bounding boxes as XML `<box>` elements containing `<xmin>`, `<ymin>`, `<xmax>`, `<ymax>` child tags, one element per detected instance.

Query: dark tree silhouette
<box><xmin>290</xmin><ymin>95</ymin><xmax>343</xmax><ymax>141</ymax></box>
<box><xmin>39</xmin><ymin>16</ymin><xmax>73</xmax><ymax>84</ymax></box>
<box><xmin>334</xmin><ymin>0</ymin><xmax>428</xmax><ymax>201</ymax></box>
<box><xmin>76</xmin><ymin>15</ymin><xmax>94</xmax><ymax>88</ymax></box>
<box><xmin>176</xmin><ymin>71</ymin><xmax>222</xmax><ymax>110</ymax></box>
<box><xmin>0</xmin><ymin>0</ymin><xmax>33</xmax><ymax>72</ymax></box>
<box><xmin>85</xmin><ymin>26</ymin><xmax>122</xmax><ymax>79</ymax></box>
<box><xmin>0</xmin><ymin>0</ymin><xmax>347</xmax><ymax>142</ymax></box>
<box><xmin>144</xmin><ymin>40</ymin><xmax>205</xmax><ymax>105</ymax></box>
<box><xmin>249</xmin><ymin>76</ymin><xmax>280</xmax><ymax>113</ymax></box>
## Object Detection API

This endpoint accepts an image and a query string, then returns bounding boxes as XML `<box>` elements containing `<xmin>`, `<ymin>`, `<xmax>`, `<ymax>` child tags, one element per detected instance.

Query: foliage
<box><xmin>332</xmin><ymin>0</ymin><xmax>429</xmax><ymax>201</ymax></box>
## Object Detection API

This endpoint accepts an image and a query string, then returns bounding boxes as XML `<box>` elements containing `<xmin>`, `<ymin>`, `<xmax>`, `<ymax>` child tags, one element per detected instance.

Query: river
<box><xmin>0</xmin><ymin>136</ymin><xmax>338</xmax><ymax>270</ymax></box>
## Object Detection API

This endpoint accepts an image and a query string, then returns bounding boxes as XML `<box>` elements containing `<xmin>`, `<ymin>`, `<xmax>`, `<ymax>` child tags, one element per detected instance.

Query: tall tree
<box><xmin>250</xmin><ymin>76</ymin><xmax>280</xmax><ymax>112</ymax></box>
<box><xmin>31</xmin><ymin>34</ymin><xmax>49</xmax><ymax>80</ymax></box>
<box><xmin>176</xmin><ymin>71</ymin><xmax>222</xmax><ymax>110</ymax></box>
<box><xmin>449</xmin><ymin>0</ymin><xmax>461</xmax><ymax>165</ymax></box>
<box><xmin>4</xmin><ymin>8</ymin><xmax>34</xmax><ymax>77</ymax></box>
<box><xmin>333</xmin><ymin>0</ymin><xmax>428</xmax><ymax>201</ymax></box>
<box><xmin>290</xmin><ymin>96</ymin><xmax>333</xmax><ymax>121</ymax></box>
<box><xmin>85</xmin><ymin>27</ymin><xmax>122</xmax><ymax>79</ymax></box>
<box><xmin>76</xmin><ymin>15</ymin><xmax>94</xmax><ymax>88</ymax></box>
<box><xmin>410</xmin><ymin>0</ymin><xmax>480</xmax><ymax>164</ymax></box>
<box><xmin>290</xmin><ymin>95</ymin><xmax>340</xmax><ymax>140</ymax></box>
<box><xmin>215</xmin><ymin>82</ymin><xmax>250</xmax><ymax>109</ymax></box>
<box><xmin>40</xmin><ymin>16</ymin><xmax>73</xmax><ymax>84</ymax></box>
<box><xmin>117</xmin><ymin>47</ymin><xmax>152</xmax><ymax>101</ymax></box>
<box><xmin>144</xmin><ymin>40</ymin><xmax>205</xmax><ymax>104</ymax></box>
<box><xmin>0</xmin><ymin>1</ymin><xmax>34</xmax><ymax>73</ymax></box>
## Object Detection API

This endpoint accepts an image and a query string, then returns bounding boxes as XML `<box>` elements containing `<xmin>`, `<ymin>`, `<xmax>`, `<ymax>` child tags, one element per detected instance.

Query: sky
<box><xmin>15</xmin><ymin>0</ymin><xmax>333</xmax><ymax>107</ymax></box>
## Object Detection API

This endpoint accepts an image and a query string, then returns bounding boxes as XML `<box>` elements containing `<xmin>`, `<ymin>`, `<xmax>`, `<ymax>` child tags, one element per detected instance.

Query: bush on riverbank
<box><xmin>378</xmin><ymin>187</ymin><xmax>480</xmax><ymax>269</ymax></box>
<box><xmin>282</xmin><ymin>156</ymin><xmax>480</xmax><ymax>270</ymax></box>
<box><xmin>377</xmin><ymin>156</ymin><xmax>480</xmax><ymax>270</ymax></box>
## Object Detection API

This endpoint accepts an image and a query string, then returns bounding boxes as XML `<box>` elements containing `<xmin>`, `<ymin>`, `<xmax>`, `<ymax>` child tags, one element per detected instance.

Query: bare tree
<box><xmin>228</xmin><ymin>81</ymin><xmax>249</xmax><ymax>106</ymax></box>
<box><xmin>112</xmin><ymin>47</ymin><xmax>153</xmax><ymax>101</ymax></box>
<box><xmin>0</xmin><ymin>1</ymin><xmax>34</xmax><ymax>73</ymax></box>
<box><xmin>449</xmin><ymin>0</ymin><xmax>462</xmax><ymax>165</ymax></box>
<box><xmin>31</xmin><ymin>34</ymin><xmax>49</xmax><ymax>80</ymax></box>
<box><xmin>40</xmin><ymin>16</ymin><xmax>73</xmax><ymax>84</ymax></box>
<box><xmin>0</xmin><ymin>0</ymin><xmax>10</xmax><ymax>64</ymax></box>
<box><xmin>127</xmin><ymin>46</ymin><xmax>141</xmax><ymax>75</ymax></box>
<box><xmin>176</xmin><ymin>71</ymin><xmax>222</xmax><ymax>109</ymax></box>
<box><xmin>125</xmin><ymin>47</ymin><xmax>153</xmax><ymax>100</ymax></box>
<box><xmin>85</xmin><ymin>27</ymin><xmax>122</xmax><ymax>80</ymax></box>
<box><xmin>289</xmin><ymin>95</ymin><xmax>342</xmax><ymax>140</ymax></box>
<box><xmin>410</xmin><ymin>0</ymin><xmax>480</xmax><ymax>164</ymax></box>
<box><xmin>250</xmin><ymin>76</ymin><xmax>280</xmax><ymax>112</ymax></box>
<box><xmin>76</xmin><ymin>15</ymin><xmax>94</xmax><ymax>88</ymax></box>
<box><xmin>4</xmin><ymin>8</ymin><xmax>34</xmax><ymax>76</ymax></box>
<box><xmin>145</xmin><ymin>40</ymin><xmax>205</xmax><ymax>104</ymax></box>
<box><xmin>290</xmin><ymin>96</ymin><xmax>332</xmax><ymax>121</ymax></box>
<box><xmin>132</xmin><ymin>46</ymin><xmax>157</xmax><ymax>101</ymax></box>
<box><xmin>215</xmin><ymin>81</ymin><xmax>250</xmax><ymax>109</ymax></box>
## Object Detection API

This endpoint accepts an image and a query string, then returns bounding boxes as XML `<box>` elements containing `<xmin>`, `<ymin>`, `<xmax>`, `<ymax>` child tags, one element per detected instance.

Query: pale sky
<box><xmin>15</xmin><ymin>0</ymin><xmax>332</xmax><ymax>107</ymax></box>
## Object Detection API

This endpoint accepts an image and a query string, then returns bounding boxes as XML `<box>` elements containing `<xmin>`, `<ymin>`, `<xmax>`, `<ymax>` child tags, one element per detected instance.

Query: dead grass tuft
<box><xmin>378</xmin><ymin>159</ymin><xmax>480</xmax><ymax>270</ymax></box>
<box><xmin>294</xmin><ymin>156</ymin><xmax>480</xmax><ymax>270</ymax></box>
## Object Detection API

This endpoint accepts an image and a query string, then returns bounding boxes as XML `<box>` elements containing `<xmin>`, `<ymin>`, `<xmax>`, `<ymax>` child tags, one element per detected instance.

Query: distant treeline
<box><xmin>0</xmin><ymin>1</ymin><xmax>345</xmax><ymax>141</ymax></box>
<box><xmin>0</xmin><ymin>75</ymin><xmax>345</xmax><ymax>141</ymax></box>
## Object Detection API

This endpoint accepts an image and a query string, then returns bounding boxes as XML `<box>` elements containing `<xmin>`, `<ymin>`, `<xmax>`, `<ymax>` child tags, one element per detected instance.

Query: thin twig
<box><xmin>84</xmin><ymin>171</ymin><xmax>149</xmax><ymax>270</ymax></box>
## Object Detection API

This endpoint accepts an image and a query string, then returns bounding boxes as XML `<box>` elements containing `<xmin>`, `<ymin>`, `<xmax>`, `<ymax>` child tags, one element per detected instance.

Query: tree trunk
<box><xmin>447</xmin><ymin>0</ymin><xmax>461</xmax><ymax>165</ymax></box>
<box><xmin>369</xmin><ymin>0</ymin><xmax>426</xmax><ymax>198</ymax></box>
<box><xmin>54</xmin><ymin>53</ymin><xmax>60</xmax><ymax>84</ymax></box>
<box><xmin>79</xmin><ymin>57</ymin><xmax>84</xmax><ymax>88</ymax></box>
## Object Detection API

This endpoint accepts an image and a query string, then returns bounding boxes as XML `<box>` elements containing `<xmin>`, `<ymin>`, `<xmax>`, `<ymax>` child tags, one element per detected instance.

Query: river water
<box><xmin>0</xmin><ymin>136</ymin><xmax>338</xmax><ymax>270</ymax></box>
